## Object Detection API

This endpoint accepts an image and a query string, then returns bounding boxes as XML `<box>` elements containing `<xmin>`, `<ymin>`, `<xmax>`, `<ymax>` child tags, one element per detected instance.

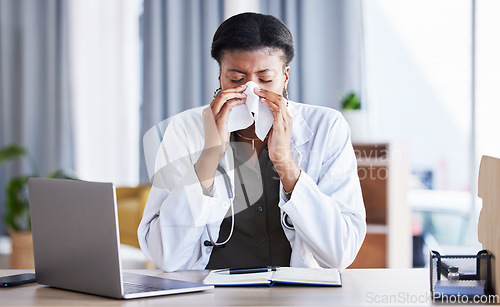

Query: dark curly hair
<box><xmin>211</xmin><ymin>12</ymin><xmax>294</xmax><ymax>66</ymax></box>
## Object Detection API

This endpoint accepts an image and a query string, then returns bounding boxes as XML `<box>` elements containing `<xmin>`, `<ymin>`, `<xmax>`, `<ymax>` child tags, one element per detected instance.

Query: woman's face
<box><xmin>219</xmin><ymin>48</ymin><xmax>289</xmax><ymax>95</ymax></box>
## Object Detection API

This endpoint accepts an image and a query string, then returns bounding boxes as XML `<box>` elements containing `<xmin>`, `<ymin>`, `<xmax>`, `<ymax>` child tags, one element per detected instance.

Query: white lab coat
<box><xmin>138</xmin><ymin>101</ymin><xmax>366</xmax><ymax>272</ymax></box>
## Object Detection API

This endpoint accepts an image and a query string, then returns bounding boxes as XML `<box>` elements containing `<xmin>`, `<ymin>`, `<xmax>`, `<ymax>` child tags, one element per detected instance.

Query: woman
<box><xmin>138</xmin><ymin>12</ymin><xmax>366</xmax><ymax>272</ymax></box>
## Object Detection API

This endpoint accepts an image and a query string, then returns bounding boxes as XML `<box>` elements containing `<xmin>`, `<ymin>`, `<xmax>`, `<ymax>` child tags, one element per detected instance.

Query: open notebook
<box><xmin>203</xmin><ymin>267</ymin><xmax>341</xmax><ymax>287</ymax></box>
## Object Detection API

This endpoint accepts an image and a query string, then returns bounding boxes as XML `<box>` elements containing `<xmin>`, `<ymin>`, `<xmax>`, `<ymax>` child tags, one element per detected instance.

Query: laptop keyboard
<box><xmin>123</xmin><ymin>282</ymin><xmax>166</xmax><ymax>294</ymax></box>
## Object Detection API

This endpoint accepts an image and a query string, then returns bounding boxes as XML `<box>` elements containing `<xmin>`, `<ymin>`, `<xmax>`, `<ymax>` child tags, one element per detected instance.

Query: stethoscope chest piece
<box><xmin>281</xmin><ymin>212</ymin><xmax>294</xmax><ymax>230</ymax></box>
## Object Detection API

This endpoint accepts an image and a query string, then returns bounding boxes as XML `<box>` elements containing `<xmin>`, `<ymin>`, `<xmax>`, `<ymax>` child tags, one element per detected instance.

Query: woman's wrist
<box><xmin>195</xmin><ymin>148</ymin><xmax>222</xmax><ymax>189</ymax></box>
<box><xmin>274</xmin><ymin>158</ymin><xmax>301</xmax><ymax>193</ymax></box>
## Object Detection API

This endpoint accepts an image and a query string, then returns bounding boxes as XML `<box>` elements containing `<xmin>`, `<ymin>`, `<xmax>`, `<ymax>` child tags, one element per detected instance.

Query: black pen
<box><xmin>215</xmin><ymin>266</ymin><xmax>280</xmax><ymax>275</ymax></box>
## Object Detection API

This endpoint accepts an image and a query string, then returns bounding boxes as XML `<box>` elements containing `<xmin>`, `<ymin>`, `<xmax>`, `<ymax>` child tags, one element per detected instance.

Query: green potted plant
<box><xmin>340</xmin><ymin>91</ymin><xmax>366</xmax><ymax>142</ymax></box>
<box><xmin>0</xmin><ymin>144</ymin><xmax>77</xmax><ymax>268</ymax></box>
<box><xmin>341</xmin><ymin>91</ymin><xmax>361</xmax><ymax>111</ymax></box>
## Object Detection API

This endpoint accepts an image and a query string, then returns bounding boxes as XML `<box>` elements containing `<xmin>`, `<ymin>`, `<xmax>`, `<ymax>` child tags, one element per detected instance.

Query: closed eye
<box><xmin>231</xmin><ymin>78</ymin><xmax>244</xmax><ymax>83</ymax></box>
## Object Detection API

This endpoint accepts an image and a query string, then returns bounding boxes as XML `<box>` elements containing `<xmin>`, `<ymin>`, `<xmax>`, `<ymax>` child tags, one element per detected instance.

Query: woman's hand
<box><xmin>203</xmin><ymin>84</ymin><xmax>247</xmax><ymax>155</ymax></box>
<box><xmin>195</xmin><ymin>85</ymin><xmax>247</xmax><ymax>189</ymax></box>
<box><xmin>255</xmin><ymin>88</ymin><xmax>301</xmax><ymax>193</ymax></box>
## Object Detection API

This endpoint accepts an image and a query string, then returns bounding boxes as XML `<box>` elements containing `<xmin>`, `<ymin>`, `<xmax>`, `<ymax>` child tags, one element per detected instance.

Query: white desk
<box><xmin>0</xmin><ymin>269</ymin><xmax>431</xmax><ymax>306</ymax></box>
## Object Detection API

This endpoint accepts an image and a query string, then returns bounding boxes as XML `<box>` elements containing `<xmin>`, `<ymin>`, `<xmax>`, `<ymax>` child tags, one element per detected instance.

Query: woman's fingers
<box><xmin>261</xmin><ymin>97</ymin><xmax>291</xmax><ymax>125</ymax></box>
<box><xmin>211</xmin><ymin>85</ymin><xmax>247</xmax><ymax>115</ymax></box>
<box><xmin>255</xmin><ymin>87</ymin><xmax>291</xmax><ymax>118</ymax></box>
<box><xmin>261</xmin><ymin>98</ymin><xmax>280</xmax><ymax>114</ymax></box>
<box><xmin>254</xmin><ymin>87</ymin><xmax>286</xmax><ymax>107</ymax></box>
<box><xmin>217</xmin><ymin>98</ymin><xmax>246</xmax><ymax>122</ymax></box>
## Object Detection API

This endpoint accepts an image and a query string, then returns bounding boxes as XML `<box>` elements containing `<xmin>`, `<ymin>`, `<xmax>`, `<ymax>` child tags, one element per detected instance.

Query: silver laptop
<box><xmin>28</xmin><ymin>178</ymin><xmax>213</xmax><ymax>299</ymax></box>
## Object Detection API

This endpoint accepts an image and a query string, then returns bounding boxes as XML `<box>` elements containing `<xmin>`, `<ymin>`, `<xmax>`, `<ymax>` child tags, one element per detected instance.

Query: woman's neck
<box><xmin>234</xmin><ymin>125</ymin><xmax>268</xmax><ymax>158</ymax></box>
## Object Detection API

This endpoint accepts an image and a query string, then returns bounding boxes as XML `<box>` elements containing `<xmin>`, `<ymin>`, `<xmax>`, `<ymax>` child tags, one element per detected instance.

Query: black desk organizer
<box><xmin>430</xmin><ymin>250</ymin><xmax>493</xmax><ymax>299</ymax></box>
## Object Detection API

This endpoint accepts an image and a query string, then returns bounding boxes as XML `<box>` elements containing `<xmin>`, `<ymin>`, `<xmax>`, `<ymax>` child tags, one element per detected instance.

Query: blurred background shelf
<box><xmin>349</xmin><ymin>143</ymin><xmax>412</xmax><ymax>268</ymax></box>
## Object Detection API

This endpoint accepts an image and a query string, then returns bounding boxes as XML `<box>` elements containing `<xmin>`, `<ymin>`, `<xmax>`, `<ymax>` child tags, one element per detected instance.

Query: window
<box><xmin>69</xmin><ymin>0</ymin><xmax>141</xmax><ymax>187</ymax></box>
<box><xmin>363</xmin><ymin>0</ymin><xmax>478</xmax><ymax>252</ymax></box>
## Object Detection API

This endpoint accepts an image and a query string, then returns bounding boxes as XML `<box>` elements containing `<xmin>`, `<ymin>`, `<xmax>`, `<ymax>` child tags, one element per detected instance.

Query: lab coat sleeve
<box><xmin>280</xmin><ymin>115</ymin><xmax>366</xmax><ymax>270</ymax></box>
<box><xmin>137</xmin><ymin>116</ymin><xmax>229</xmax><ymax>272</ymax></box>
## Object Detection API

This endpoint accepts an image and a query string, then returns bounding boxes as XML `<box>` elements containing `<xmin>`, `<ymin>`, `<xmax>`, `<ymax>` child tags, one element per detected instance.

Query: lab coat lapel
<box><xmin>288</xmin><ymin>101</ymin><xmax>313</xmax><ymax>167</ymax></box>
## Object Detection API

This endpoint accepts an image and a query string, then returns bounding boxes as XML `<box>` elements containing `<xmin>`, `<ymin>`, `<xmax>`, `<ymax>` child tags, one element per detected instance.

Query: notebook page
<box><xmin>203</xmin><ymin>271</ymin><xmax>273</xmax><ymax>285</ymax></box>
<box><xmin>271</xmin><ymin>267</ymin><xmax>341</xmax><ymax>285</ymax></box>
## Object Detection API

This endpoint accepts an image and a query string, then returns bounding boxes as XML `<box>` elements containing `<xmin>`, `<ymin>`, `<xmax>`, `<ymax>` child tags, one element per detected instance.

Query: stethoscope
<box><xmin>204</xmin><ymin>165</ymin><xmax>235</xmax><ymax>248</ymax></box>
<box><xmin>203</xmin><ymin>164</ymin><xmax>294</xmax><ymax>248</ymax></box>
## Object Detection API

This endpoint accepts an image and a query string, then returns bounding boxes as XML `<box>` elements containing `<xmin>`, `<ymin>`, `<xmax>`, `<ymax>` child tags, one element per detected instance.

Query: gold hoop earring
<box><xmin>284</xmin><ymin>87</ymin><xmax>289</xmax><ymax>107</ymax></box>
<box><xmin>213</xmin><ymin>87</ymin><xmax>221</xmax><ymax>99</ymax></box>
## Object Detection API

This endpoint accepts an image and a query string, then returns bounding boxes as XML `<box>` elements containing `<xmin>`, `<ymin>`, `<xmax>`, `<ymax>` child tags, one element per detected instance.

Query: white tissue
<box><xmin>227</xmin><ymin>81</ymin><xmax>274</xmax><ymax>141</ymax></box>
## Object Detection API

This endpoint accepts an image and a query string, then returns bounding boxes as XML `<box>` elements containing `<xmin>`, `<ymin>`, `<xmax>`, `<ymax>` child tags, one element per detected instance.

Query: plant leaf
<box><xmin>45</xmin><ymin>169</ymin><xmax>78</xmax><ymax>180</ymax></box>
<box><xmin>0</xmin><ymin>144</ymin><xmax>26</xmax><ymax>166</ymax></box>
<box><xmin>341</xmin><ymin>92</ymin><xmax>361</xmax><ymax>110</ymax></box>
<box><xmin>4</xmin><ymin>175</ymin><xmax>31</xmax><ymax>231</ymax></box>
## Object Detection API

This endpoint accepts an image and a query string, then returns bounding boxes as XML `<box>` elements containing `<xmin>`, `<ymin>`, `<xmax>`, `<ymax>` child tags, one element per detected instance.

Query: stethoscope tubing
<box><xmin>205</xmin><ymin>164</ymin><xmax>294</xmax><ymax>248</ymax></box>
